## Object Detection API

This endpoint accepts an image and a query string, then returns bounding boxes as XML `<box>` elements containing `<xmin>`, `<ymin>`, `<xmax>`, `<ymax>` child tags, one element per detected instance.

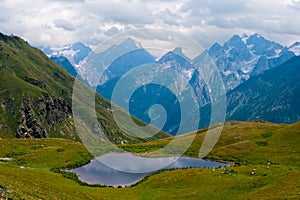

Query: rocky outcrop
<box><xmin>22</xmin><ymin>77</ymin><xmax>47</xmax><ymax>89</ymax></box>
<box><xmin>16</xmin><ymin>94</ymin><xmax>72</xmax><ymax>138</ymax></box>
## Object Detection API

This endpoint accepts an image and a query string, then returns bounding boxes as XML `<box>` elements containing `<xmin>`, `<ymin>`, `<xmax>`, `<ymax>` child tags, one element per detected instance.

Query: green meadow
<box><xmin>0</xmin><ymin>120</ymin><xmax>299</xmax><ymax>199</ymax></box>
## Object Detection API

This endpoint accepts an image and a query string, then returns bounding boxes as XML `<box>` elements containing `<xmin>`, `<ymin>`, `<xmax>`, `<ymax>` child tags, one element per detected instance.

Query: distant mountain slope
<box><xmin>203</xmin><ymin>33</ymin><xmax>295</xmax><ymax>91</ymax></box>
<box><xmin>50</xmin><ymin>56</ymin><xmax>78</xmax><ymax>77</ymax></box>
<box><xmin>79</xmin><ymin>38</ymin><xmax>154</xmax><ymax>86</ymax></box>
<box><xmin>0</xmin><ymin>33</ymin><xmax>169</xmax><ymax>143</ymax></box>
<box><xmin>92</xmin><ymin>35</ymin><xmax>295</xmax><ymax>108</ymax></box>
<box><xmin>40</xmin><ymin>42</ymin><xmax>91</xmax><ymax>66</ymax></box>
<box><xmin>97</xmin><ymin>48</ymin><xmax>196</xmax><ymax>135</ymax></box>
<box><xmin>39</xmin><ymin>42</ymin><xmax>91</xmax><ymax>83</ymax></box>
<box><xmin>289</xmin><ymin>42</ymin><xmax>300</xmax><ymax>56</ymax></box>
<box><xmin>251</xmin><ymin>47</ymin><xmax>295</xmax><ymax>76</ymax></box>
<box><xmin>226</xmin><ymin>56</ymin><xmax>300</xmax><ymax>124</ymax></box>
<box><xmin>92</xmin><ymin>36</ymin><xmax>297</xmax><ymax>134</ymax></box>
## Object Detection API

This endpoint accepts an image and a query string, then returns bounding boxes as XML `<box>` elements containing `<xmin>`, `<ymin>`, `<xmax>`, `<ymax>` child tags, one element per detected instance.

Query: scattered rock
<box><xmin>0</xmin><ymin>158</ymin><xmax>12</xmax><ymax>161</ymax></box>
<box><xmin>0</xmin><ymin>185</ymin><xmax>11</xmax><ymax>198</ymax></box>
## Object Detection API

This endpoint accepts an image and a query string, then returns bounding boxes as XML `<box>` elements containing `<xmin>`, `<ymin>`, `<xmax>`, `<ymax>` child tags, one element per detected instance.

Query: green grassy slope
<box><xmin>123</xmin><ymin>120</ymin><xmax>299</xmax><ymax>167</ymax></box>
<box><xmin>0</xmin><ymin>33</ymin><xmax>169</xmax><ymax>144</ymax></box>
<box><xmin>0</xmin><ymin>121</ymin><xmax>298</xmax><ymax>199</ymax></box>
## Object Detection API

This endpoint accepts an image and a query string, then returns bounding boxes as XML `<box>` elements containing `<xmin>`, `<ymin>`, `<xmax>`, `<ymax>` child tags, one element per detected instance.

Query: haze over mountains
<box><xmin>40</xmin><ymin>33</ymin><xmax>298</xmax><ymax>90</ymax></box>
<box><xmin>38</xmin><ymin>33</ymin><xmax>300</xmax><ymax>134</ymax></box>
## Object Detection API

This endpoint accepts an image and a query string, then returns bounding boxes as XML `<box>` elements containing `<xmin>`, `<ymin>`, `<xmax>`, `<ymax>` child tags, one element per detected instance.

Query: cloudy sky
<box><xmin>1</xmin><ymin>0</ymin><xmax>300</xmax><ymax>49</ymax></box>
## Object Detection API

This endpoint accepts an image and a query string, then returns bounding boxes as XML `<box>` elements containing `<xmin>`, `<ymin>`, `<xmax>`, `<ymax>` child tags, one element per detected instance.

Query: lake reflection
<box><xmin>70</xmin><ymin>153</ymin><xmax>229</xmax><ymax>187</ymax></box>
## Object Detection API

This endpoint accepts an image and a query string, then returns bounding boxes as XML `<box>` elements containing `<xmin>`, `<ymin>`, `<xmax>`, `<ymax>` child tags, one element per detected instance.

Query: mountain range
<box><xmin>206</xmin><ymin>34</ymin><xmax>295</xmax><ymax>90</ymax></box>
<box><xmin>37</xmin><ymin>33</ymin><xmax>300</xmax><ymax>134</ymax></box>
<box><xmin>199</xmin><ymin>55</ymin><xmax>300</xmax><ymax>128</ymax></box>
<box><xmin>41</xmin><ymin>34</ymin><xmax>298</xmax><ymax>90</ymax></box>
<box><xmin>226</xmin><ymin>55</ymin><xmax>300</xmax><ymax>123</ymax></box>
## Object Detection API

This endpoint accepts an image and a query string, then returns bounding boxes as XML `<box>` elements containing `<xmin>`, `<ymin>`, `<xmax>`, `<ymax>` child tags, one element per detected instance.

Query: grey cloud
<box><xmin>1</xmin><ymin>0</ymin><xmax>299</xmax><ymax>48</ymax></box>
<box><xmin>42</xmin><ymin>24</ymin><xmax>52</xmax><ymax>30</ymax></box>
<box><xmin>179</xmin><ymin>0</ymin><xmax>250</xmax><ymax>28</ymax></box>
<box><xmin>84</xmin><ymin>0</ymin><xmax>154</xmax><ymax>25</ymax></box>
<box><xmin>159</xmin><ymin>9</ymin><xmax>182</xmax><ymax>26</ymax></box>
<box><xmin>54</xmin><ymin>19</ymin><xmax>76</xmax><ymax>31</ymax></box>
<box><xmin>207</xmin><ymin>15</ymin><xmax>300</xmax><ymax>37</ymax></box>
<box><xmin>207</xmin><ymin>18</ymin><xmax>240</xmax><ymax>29</ymax></box>
<box><xmin>48</xmin><ymin>0</ymin><xmax>84</xmax><ymax>2</ymax></box>
<box><xmin>288</xmin><ymin>0</ymin><xmax>300</xmax><ymax>10</ymax></box>
<box><xmin>141</xmin><ymin>0</ymin><xmax>175</xmax><ymax>1</ymax></box>
<box><xmin>206</xmin><ymin>0</ymin><xmax>249</xmax><ymax>14</ymax></box>
<box><xmin>179</xmin><ymin>0</ymin><xmax>300</xmax><ymax>40</ymax></box>
<box><xmin>180</xmin><ymin>0</ymin><xmax>249</xmax><ymax>16</ymax></box>
<box><xmin>0</xmin><ymin>17</ymin><xmax>9</xmax><ymax>23</ymax></box>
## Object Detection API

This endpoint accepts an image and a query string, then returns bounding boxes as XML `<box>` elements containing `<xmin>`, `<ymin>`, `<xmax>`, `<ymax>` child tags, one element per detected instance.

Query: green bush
<box><xmin>31</xmin><ymin>144</ymin><xmax>46</xmax><ymax>149</ymax></box>
<box><xmin>256</xmin><ymin>141</ymin><xmax>268</xmax><ymax>146</ymax></box>
<box><xmin>261</xmin><ymin>132</ymin><xmax>273</xmax><ymax>139</ymax></box>
<box><xmin>5</xmin><ymin>152</ymin><xmax>28</xmax><ymax>158</ymax></box>
<box><xmin>13</xmin><ymin>158</ymin><xmax>27</xmax><ymax>165</ymax></box>
<box><xmin>56</xmin><ymin>148</ymin><xmax>65</xmax><ymax>152</ymax></box>
<box><xmin>223</xmin><ymin>169</ymin><xmax>236</xmax><ymax>175</ymax></box>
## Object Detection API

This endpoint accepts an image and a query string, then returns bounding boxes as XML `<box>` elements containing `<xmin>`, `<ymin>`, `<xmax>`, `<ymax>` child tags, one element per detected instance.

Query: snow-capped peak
<box><xmin>172</xmin><ymin>47</ymin><xmax>191</xmax><ymax>61</ymax></box>
<box><xmin>289</xmin><ymin>42</ymin><xmax>300</xmax><ymax>56</ymax></box>
<box><xmin>225</xmin><ymin>34</ymin><xmax>243</xmax><ymax>47</ymax></box>
<box><xmin>245</xmin><ymin>33</ymin><xmax>284</xmax><ymax>58</ymax></box>
<box><xmin>241</xmin><ymin>33</ymin><xmax>252</xmax><ymax>45</ymax></box>
<box><xmin>39</xmin><ymin>42</ymin><xmax>91</xmax><ymax>66</ymax></box>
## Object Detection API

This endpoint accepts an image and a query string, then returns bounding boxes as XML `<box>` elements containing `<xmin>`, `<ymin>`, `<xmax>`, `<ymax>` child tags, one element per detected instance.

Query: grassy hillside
<box><xmin>0</xmin><ymin>33</ymin><xmax>169</xmax><ymax>144</ymax></box>
<box><xmin>0</xmin><ymin>121</ymin><xmax>299</xmax><ymax>199</ymax></box>
<box><xmin>121</xmin><ymin>120</ymin><xmax>299</xmax><ymax>166</ymax></box>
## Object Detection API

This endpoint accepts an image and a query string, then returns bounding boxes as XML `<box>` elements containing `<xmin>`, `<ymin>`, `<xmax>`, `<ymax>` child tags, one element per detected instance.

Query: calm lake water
<box><xmin>70</xmin><ymin>153</ymin><xmax>229</xmax><ymax>187</ymax></box>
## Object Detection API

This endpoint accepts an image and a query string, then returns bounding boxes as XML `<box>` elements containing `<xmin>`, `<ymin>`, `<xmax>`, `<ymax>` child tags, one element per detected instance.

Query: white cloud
<box><xmin>0</xmin><ymin>0</ymin><xmax>299</xmax><ymax>48</ymax></box>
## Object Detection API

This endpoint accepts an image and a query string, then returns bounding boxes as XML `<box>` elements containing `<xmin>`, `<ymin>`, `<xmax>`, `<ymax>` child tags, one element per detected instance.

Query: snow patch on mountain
<box><xmin>39</xmin><ymin>42</ymin><xmax>91</xmax><ymax>67</ymax></box>
<box><xmin>202</xmin><ymin>33</ymin><xmax>293</xmax><ymax>91</ymax></box>
<box><xmin>289</xmin><ymin>42</ymin><xmax>300</xmax><ymax>56</ymax></box>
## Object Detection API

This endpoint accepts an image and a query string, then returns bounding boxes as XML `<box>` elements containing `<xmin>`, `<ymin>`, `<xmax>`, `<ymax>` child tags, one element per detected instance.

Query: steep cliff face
<box><xmin>0</xmin><ymin>33</ymin><xmax>79</xmax><ymax>140</ymax></box>
<box><xmin>16</xmin><ymin>94</ymin><xmax>76</xmax><ymax>139</ymax></box>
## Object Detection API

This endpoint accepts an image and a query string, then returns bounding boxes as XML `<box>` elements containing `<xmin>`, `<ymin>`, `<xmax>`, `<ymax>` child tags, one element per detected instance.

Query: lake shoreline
<box><xmin>67</xmin><ymin>153</ymin><xmax>231</xmax><ymax>188</ymax></box>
